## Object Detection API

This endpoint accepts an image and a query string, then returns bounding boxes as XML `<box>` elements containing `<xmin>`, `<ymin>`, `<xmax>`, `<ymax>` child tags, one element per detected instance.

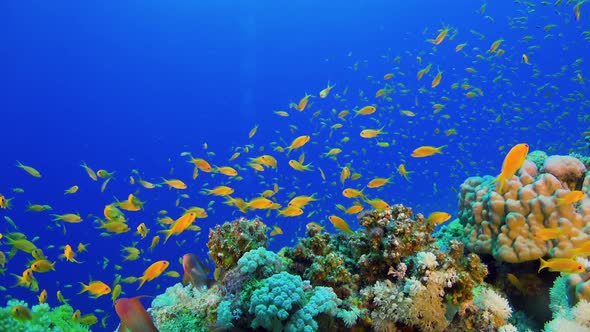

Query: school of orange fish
<box><xmin>1</xmin><ymin>0</ymin><xmax>589</xmax><ymax>328</ymax></box>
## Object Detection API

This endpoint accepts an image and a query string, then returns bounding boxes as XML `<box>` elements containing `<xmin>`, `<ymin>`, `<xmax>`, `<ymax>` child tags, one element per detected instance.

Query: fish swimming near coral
<box><xmin>494</xmin><ymin>143</ymin><xmax>529</xmax><ymax>193</ymax></box>
<box><xmin>114</xmin><ymin>296</ymin><xmax>159</xmax><ymax>332</ymax></box>
<box><xmin>182</xmin><ymin>253</ymin><xmax>213</xmax><ymax>288</ymax></box>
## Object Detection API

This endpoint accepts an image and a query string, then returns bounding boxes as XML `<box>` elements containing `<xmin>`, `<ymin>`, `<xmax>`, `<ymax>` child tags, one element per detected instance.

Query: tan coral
<box><xmin>459</xmin><ymin>157</ymin><xmax>590</xmax><ymax>263</ymax></box>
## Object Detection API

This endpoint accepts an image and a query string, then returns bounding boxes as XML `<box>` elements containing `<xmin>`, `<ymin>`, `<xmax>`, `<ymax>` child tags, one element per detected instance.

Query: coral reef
<box><xmin>149</xmin><ymin>283</ymin><xmax>220</xmax><ymax>332</ymax></box>
<box><xmin>544</xmin><ymin>273</ymin><xmax>590</xmax><ymax>331</ymax></box>
<box><xmin>0</xmin><ymin>299</ymin><xmax>90</xmax><ymax>332</ymax></box>
<box><xmin>458</xmin><ymin>154</ymin><xmax>590</xmax><ymax>263</ymax></box>
<box><xmin>207</xmin><ymin>217</ymin><xmax>269</xmax><ymax>271</ymax></box>
<box><xmin>148</xmin><ymin>208</ymin><xmax>522</xmax><ymax>331</ymax></box>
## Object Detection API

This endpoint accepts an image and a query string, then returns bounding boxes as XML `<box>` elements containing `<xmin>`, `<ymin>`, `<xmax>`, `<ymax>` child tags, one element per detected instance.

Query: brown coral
<box><xmin>207</xmin><ymin>217</ymin><xmax>269</xmax><ymax>271</ymax></box>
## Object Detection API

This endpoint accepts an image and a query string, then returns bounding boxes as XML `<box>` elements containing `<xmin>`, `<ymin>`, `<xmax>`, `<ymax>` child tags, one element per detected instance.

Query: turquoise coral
<box><xmin>0</xmin><ymin>299</ymin><xmax>90</xmax><ymax>332</ymax></box>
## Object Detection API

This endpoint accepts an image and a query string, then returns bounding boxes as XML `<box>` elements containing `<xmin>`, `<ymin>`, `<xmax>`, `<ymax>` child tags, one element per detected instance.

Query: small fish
<box><xmin>270</xmin><ymin>225</ymin><xmax>283</xmax><ymax>236</ymax></box>
<box><xmin>426</xmin><ymin>212</ymin><xmax>451</xmax><ymax>224</ymax></box>
<box><xmin>328</xmin><ymin>215</ymin><xmax>354</xmax><ymax>234</ymax></box>
<box><xmin>411</xmin><ymin>145</ymin><xmax>448</xmax><ymax>158</ymax></box>
<box><xmin>534</xmin><ymin>227</ymin><xmax>565</xmax><ymax>241</ymax></box>
<box><xmin>80</xmin><ymin>161</ymin><xmax>98</xmax><ymax>181</ymax></box>
<box><xmin>38</xmin><ymin>289</ymin><xmax>47</xmax><ymax>304</ymax></box>
<box><xmin>78</xmin><ymin>280</ymin><xmax>111</xmax><ymax>298</ymax></box>
<box><xmin>16</xmin><ymin>161</ymin><xmax>41</xmax><ymax>178</ymax></box>
<box><xmin>64</xmin><ymin>185</ymin><xmax>79</xmax><ymax>195</ymax></box>
<box><xmin>136</xmin><ymin>260</ymin><xmax>170</xmax><ymax>290</ymax></box>
<box><xmin>494</xmin><ymin>143</ymin><xmax>529</xmax><ymax>193</ymax></box>
<box><xmin>538</xmin><ymin>257</ymin><xmax>585</xmax><ymax>274</ymax></box>
<box><xmin>111</xmin><ymin>284</ymin><xmax>122</xmax><ymax>303</ymax></box>
<box><xmin>11</xmin><ymin>305</ymin><xmax>32</xmax><ymax>321</ymax></box>
<box><xmin>556</xmin><ymin>191</ymin><xmax>586</xmax><ymax>206</ymax></box>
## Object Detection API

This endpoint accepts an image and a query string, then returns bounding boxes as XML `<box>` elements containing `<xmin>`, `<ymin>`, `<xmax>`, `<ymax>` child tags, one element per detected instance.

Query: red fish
<box><xmin>114</xmin><ymin>296</ymin><xmax>159</xmax><ymax>332</ymax></box>
<box><xmin>182</xmin><ymin>253</ymin><xmax>211</xmax><ymax>288</ymax></box>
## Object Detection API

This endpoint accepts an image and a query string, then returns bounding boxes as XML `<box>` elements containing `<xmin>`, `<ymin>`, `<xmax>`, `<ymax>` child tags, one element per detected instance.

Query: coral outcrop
<box><xmin>458</xmin><ymin>154</ymin><xmax>590</xmax><ymax>263</ymax></box>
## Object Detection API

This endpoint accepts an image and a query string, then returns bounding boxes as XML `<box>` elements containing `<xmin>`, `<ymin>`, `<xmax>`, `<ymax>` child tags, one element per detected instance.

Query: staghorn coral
<box><xmin>207</xmin><ymin>217</ymin><xmax>269</xmax><ymax>271</ymax></box>
<box><xmin>458</xmin><ymin>156</ymin><xmax>590</xmax><ymax>263</ymax></box>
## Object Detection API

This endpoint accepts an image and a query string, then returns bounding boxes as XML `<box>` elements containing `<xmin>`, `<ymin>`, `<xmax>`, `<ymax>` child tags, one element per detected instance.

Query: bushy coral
<box><xmin>0</xmin><ymin>299</ymin><xmax>90</xmax><ymax>332</ymax></box>
<box><xmin>149</xmin><ymin>283</ymin><xmax>221</xmax><ymax>332</ymax></box>
<box><xmin>149</xmin><ymin>211</ymin><xmax>494</xmax><ymax>331</ymax></box>
<box><xmin>207</xmin><ymin>217</ymin><xmax>269</xmax><ymax>271</ymax></box>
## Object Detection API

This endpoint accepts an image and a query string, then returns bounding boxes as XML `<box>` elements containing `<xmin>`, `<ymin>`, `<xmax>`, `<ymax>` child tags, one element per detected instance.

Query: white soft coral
<box><xmin>474</xmin><ymin>287</ymin><xmax>513</xmax><ymax>321</ymax></box>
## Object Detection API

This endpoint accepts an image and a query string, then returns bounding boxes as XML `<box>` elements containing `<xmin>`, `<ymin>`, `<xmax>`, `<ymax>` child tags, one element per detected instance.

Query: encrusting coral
<box><xmin>458</xmin><ymin>153</ymin><xmax>590</xmax><ymax>263</ymax></box>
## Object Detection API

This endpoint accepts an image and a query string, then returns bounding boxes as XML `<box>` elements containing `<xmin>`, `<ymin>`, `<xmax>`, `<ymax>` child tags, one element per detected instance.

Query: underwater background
<box><xmin>1</xmin><ymin>0</ymin><xmax>590</xmax><ymax>331</ymax></box>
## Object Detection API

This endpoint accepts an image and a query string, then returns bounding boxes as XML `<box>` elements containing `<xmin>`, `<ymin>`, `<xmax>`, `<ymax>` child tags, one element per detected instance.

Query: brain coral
<box><xmin>458</xmin><ymin>155</ymin><xmax>590</xmax><ymax>263</ymax></box>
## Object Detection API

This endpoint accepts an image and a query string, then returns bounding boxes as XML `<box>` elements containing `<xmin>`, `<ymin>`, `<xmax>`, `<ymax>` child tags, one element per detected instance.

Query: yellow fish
<box><xmin>64</xmin><ymin>185</ymin><xmax>79</xmax><ymax>195</ymax></box>
<box><xmin>411</xmin><ymin>145</ymin><xmax>448</xmax><ymax>158</ymax></box>
<box><xmin>556</xmin><ymin>191</ymin><xmax>585</xmax><ymax>206</ymax></box>
<box><xmin>328</xmin><ymin>215</ymin><xmax>354</xmax><ymax>234</ymax></box>
<box><xmin>494</xmin><ymin>143</ymin><xmax>529</xmax><ymax>193</ymax></box>
<box><xmin>136</xmin><ymin>260</ymin><xmax>170</xmax><ymax>290</ymax></box>
<box><xmin>78</xmin><ymin>280</ymin><xmax>111</xmax><ymax>298</ymax></box>
<box><xmin>16</xmin><ymin>161</ymin><xmax>41</xmax><ymax>178</ymax></box>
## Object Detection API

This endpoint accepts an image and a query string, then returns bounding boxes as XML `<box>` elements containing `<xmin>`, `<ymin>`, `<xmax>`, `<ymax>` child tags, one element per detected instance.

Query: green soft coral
<box><xmin>0</xmin><ymin>299</ymin><xmax>90</xmax><ymax>332</ymax></box>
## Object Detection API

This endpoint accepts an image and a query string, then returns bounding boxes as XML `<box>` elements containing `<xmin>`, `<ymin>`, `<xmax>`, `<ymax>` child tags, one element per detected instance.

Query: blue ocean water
<box><xmin>0</xmin><ymin>0</ymin><xmax>588</xmax><ymax>330</ymax></box>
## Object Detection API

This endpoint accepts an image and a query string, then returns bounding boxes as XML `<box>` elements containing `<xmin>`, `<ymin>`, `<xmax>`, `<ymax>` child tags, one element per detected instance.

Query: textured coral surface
<box><xmin>459</xmin><ymin>155</ymin><xmax>590</xmax><ymax>263</ymax></box>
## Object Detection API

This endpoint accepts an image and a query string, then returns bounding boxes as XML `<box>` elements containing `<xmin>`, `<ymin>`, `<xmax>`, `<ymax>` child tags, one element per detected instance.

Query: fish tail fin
<box><xmin>538</xmin><ymin>258</ymin><xmax>547</xmax><ymax>273</ymax></box>
<box><xmin>78</xmin><ymin>282</ymin><xmax>88</xmax><ymax>294</ymax></box>
<box><xmin>158</xmin><ymin>229</ymin><xmax>172</xmax><ymax>244</ymax></box>
<box><xmin>494</xmin><ymin>174</ymin><xmax>506</xmax><ymax>193</ymax></box>
<box><xmin>136</xmin><ymin>277</ymin><xmax>146</xmax><ymax>290</ymax></box>
<box><xmin>437</xmin><ymin>145</ymin><xmax>449</xmax><ymax>153</ymax></box>
<box><xmin>10</xmin><ymin>274</ymin><xmax>26</xmax><ymax>288</ymax></box>
<box><xmin>182</xmin><ymin>272</ymin><xmax>191</xmax><ymax>287</ymax></box>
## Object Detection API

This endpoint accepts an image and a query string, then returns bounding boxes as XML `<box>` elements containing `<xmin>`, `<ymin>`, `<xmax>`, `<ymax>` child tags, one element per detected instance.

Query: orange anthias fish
<box><xmin>328</xmin><ymin>215</ymin><xmax>354</xmax><ymax>234</ymax></box>
<box><xmin>426</xmin><ymin>212</ymin><xmax>451</xmax><ymax>224</ymax></box>
<box><xmin>287</xmin><ymin>135</ymin><xmax>310</xmax><ymax>155</ymax></box>
<box><xmin>431</xmin><ymin>69</ymin><xmax>443</xmax><ymax>88</ymax></box>
<box><xmin>428</xmin><ymin>25</ymin><xmax>450</xmax><ymax>45</ymax></box>
<box><xmin>360</xmin><ymin>127</ymin><xmax>386</xmax><ymax>138</ymax></box>
<box><xmin>538</xmin><ymin>257</ymin><xmax>585</xmax><ymax>274</ymax></box>
<box><xmin>114</xmin><ymin>296</ymin><xmax>159</xmax><ymax>332</ymax></box>
<box><xmin>411</xmin><ymin>145</ymin><xmax>447</xmax><ymax>158</ymax></box>
<box><xmin>534</xmin><ymin>227</ymin><xmax>566</xmax><ymax>241</ymax></box>
<box><xmin>397</xmin><ymin>164</ymin><xmax>414</xmax><ymax>182</ymax></box>
<box><xmin>319</xmin><ymin>82</ymin><xmax>336</xmax><ymax>98</ymax></box>
<box><xmin>161</xmin><ymin>178</ymin><xmax>187</xmax><ymax>190</ymax></box>
<box><xmin>159</xmin><ymin>212</ymin><xmax>197</xmax><ymax>243</ymax></box>
<box><xmin>494</xmin><ymin>143</ymin><xmax>529</xmax><ymax>193</ymax></box>
<box><xmin>78</xmin><ymin>280</ymin><xmax>111</xmax><ymax>298</ymax></box>
<box><xmin>556</xmin><ymin>190</ymin><xmax>586</xmax><ymax>206</ymax></box>
<box><xmin>136</xmin><ymin>260</ymin><xmax>170</xmax><ymax>290</ymax></box>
